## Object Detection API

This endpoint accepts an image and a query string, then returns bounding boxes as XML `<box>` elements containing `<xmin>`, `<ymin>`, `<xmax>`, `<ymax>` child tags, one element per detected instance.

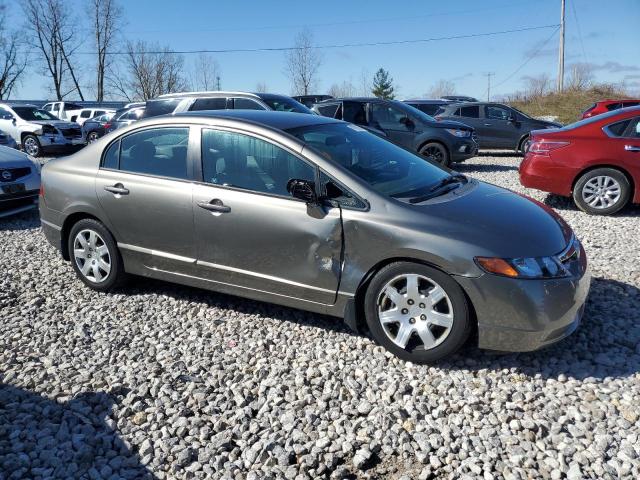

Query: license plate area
<box><xmin>2</xmin><ymin>183</ymin><xmax>25</xmax><ymax>194</ymax></box>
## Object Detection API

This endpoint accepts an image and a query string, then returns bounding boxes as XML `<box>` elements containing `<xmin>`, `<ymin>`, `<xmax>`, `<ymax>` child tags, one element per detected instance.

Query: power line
<box><xmin>77</xmin><ymin>24</ymin><xmax>560</xmax><ymax>56</ymax></box>
<box><xmin>493</xmin><ymin>25</ymin><xmax>561</xmax><ymax>89</ymax></box>
<box><xmin>570</xmin><ymin>0</ymin><xmax>588</xmax><ymax>64</ymax></box>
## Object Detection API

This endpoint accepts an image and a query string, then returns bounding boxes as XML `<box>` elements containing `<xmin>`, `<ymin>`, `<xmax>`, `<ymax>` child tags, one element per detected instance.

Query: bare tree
<box><xmin>190</xmin><ymin>53</ymin><xmax>221</xmax><ymax>91</ymax></box>
<box><xmin>566</xmin><ymin>63</ymin><xmax>594</xmax><ymax>91</ymax></box>
<box><xmin>522</xmin><ymin>73</ymin><xmax>552</xmax><ymax>98</ymax></box>
<box><xmin>110</xmin><ymin>40</ymin><xmax>186</xmax><ymax>101</ymax></box>
<box><xmin>89</xmin><ymin>0</ymin><xmax>122</xmax><ymax>101</ymax></box>
<box><xmin>23</xmin><ymin>0</ymin><xmax>85</xmax><ymax>100</ymax></box>
<box><xmin>255</xmin><ymin>81</ymin><xmax>268</xmax><ymax>93</ymax></box>
<box><xmin>0</xmin><ymin>4</ymin><xmax>28</xmax><ymax>99</ymax></box>
<box><xmin>284</xmin><ymin>29</ymin><xmax>322</xmax><ymax>95</ymax></box>
<box><xmin>426</xmin><ymin>79</ymin><xmax>456</xmax><ymax>98</ymax></box>
<box><xmin>327</xmin><ymin>80</ymin><xmax>356</xmax><ymax>98</ymax></box>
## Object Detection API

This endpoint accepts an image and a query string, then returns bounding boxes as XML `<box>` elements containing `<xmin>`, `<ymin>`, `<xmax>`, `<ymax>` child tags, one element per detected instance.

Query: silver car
<box><xmin>0</xmin><ymin>146</ymin><xmax>41</xmax><ymax>217</ymax></box>
<box><xmin>39</xmin><ymin>111</ymin><xmax>590</xmax><ymax>363</ymax></box>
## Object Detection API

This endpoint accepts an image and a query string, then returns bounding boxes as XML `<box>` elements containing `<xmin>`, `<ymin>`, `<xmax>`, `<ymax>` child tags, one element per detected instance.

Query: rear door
<box><xmin>95</xmin><ymin>126</ymin><xmax>196</xmax><ymax>274</ymax></box>
<box><xmin>192</xmin><ymin>127</ymin><xmax>342</xmax><ymax>304</ymax></box>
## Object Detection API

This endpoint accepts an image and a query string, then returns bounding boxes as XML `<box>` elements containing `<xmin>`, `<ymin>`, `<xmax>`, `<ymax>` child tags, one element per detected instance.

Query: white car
<box><xmin>0</xmin><ymin>104</ymin><xmax>84</xmax><ymax>157</ymax></box>
<box><xmin>42</xmin><ymin>101</ymin><xmax>84</xmax><ymax>122</ymax></box>
<box><xmin>0</xmin><ymin>146</ymin><xmax>40</xmax><ymax>217</ymax></box>
<box><xmin>74</xmin><ymin>107</ymin><xmax>116</xmax><ymax>126</ymax></box>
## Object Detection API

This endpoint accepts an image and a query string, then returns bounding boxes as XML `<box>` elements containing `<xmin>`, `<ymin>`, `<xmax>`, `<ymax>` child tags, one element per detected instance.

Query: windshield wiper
<box><xmin>409</xmin><ymin>174</ymin><xmax>467</xmax><ymax>204</ymax></box>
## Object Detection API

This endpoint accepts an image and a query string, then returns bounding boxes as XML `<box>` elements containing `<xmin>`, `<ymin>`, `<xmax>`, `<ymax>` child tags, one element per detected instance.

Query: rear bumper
<box><xmin>456</xmin><ymin>259</ymin><xmax>591</xmax><ymax>352</ymax></box>
<box><xmin>519</xmin><ymin>153</ymin><xmax>577</xmax><ymax>196</ymax></box>
<box><xmin>39</xmin><ymin>199</ymin><xmax>65</xmax><ymax>253</ymax></box>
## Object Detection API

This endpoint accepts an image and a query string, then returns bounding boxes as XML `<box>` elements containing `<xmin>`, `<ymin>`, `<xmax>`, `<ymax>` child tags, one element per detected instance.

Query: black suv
<box><xmin>144</xmin><ymin>91</ymin><xmax>313</xmax><ymax>118</ymax></box>
<box><xmin>436</xmin><ymin>102</ymin><xmax>562</xmax><ymax>153</ymax></box>
<box><xmin>312</xmin><ymin>98</ymin><xmax>477</xmax><ymax>166</ymax></box>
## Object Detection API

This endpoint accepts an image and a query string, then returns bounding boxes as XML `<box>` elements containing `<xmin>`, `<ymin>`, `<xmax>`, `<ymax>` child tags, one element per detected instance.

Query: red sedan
<box><xmin>581</xmin><ymin>99</ymin><xmax>639</xmax><ymax>119</ymax></box>
<box><xmin>520</xmin><ymin>106</ymin><xmax>640</xmax><ymax>215</ymax></box>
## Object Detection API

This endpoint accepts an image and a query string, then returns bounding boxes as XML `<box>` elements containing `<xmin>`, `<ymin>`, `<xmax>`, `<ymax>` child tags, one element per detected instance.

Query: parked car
<box><xmin>292</xmin><ymin>95</ymin><xmax>334</xmax><ymax>108</ymax></box>
<box><xmin>441</xmin><ymin>95</ymin><xmax>478</xmax><ymax>102</ymax></box>
<box><xmin>403</xmin><ymin>99</ymin><xmax>453</xmax><ymax>116</ymax></box>
<box><xmin>82</xmin><ymin>112</ymin><xmax>116</xmax><ymax>143</ymax></box>
<box><xmin>312</xmin><ymin>97</ymin><xmax>477</xmax><ymax>166</ymax></box>
<box><xmin>0</xmin><ymin>103</ymin><xmax>84</xmax><ymax>157</ymax></box>
<box><xmin>143</xmin><ymin>91</ymin><xmax>313</xmax><ymax>118</ymax></box>
<box><xmin>39</xmin><ymin>110</ymin><xmax>589</xmax><ymax>363</ymax></box>
<box><xmin>104</xmin><ymin>106</ymin><xmax>146</xmax><ymax>134</ymax></box>
<box><xmin>520</xmin><ymin>106</ymin><xmax>640</xmax><ymax>215</ymax></box>
<box><xmin>581</xmin><ymin>99</ymin><xmax>640</xmax><ymax>119</ymax></box>
<box><xmin>0</xmin><ymin>146</ymin><xmax>41</xmax><ymax>217</ymax></box>
<box><xmin>436</xmin><ymin>102</ymin><xmax>562</xmax><ymax>153</ymax></box>
<box><xmin>74</xmin><ymin>108</ymin><xmax>115</xmax><ymax>126</ymax></box>
<box><xmin>42</xmin><ymin>101</ymin><xmax>84</xmax><ymax>121</ymax></box>
<box><xmin>0</xmin><ymin>129</ymin><xmax>18</xmax><ymax>149</ymax></box>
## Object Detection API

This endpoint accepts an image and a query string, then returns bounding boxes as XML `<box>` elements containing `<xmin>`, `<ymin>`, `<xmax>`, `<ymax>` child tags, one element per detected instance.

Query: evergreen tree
<box><xmin>371</xmin><ymin>68</ymin><xmax>395</xmax><ymax>99</ymax></box>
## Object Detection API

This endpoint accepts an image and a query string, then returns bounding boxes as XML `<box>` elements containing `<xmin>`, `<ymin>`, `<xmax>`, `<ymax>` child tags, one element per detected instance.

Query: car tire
<box><xmin>364</xmin><ymin>262</ymin><xmax>471</xmax><ymax>363</ymax></box>
<box><xmin>68</xmin><ymin>218</ymin><xmax>127</xmax><ymax>291</ymax></box>
<box><xmin>517</xmin><ymin>136</ymin><xmax>530</xmax><ymax>155</ymax></box>
<box><xmin>22</xmin><ymin>134</ymin><xmax>42</xmax><ymax>157</ymax></box>
<box><xmin>419</xmin><ymin>142</ymin><xmax>450</xmax><ymax>167</ymax></box>
<box><xmin>87</xmin><ymin>131</ymin><xmax>99</xmax><ymax>143</ymax></box>
<box><xmin>573</xmin><ymin>168</ymin><xmax>630</xmax><ymax>216</ymax></box>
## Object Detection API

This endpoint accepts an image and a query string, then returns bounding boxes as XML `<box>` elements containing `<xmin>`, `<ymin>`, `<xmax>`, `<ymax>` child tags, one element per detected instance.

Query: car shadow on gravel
<box><xmin>478</xmin><ymin>150</ymin><xmax>522</xmax><ymax>158</ymax></box>
<box><xmin>542</xmin><ymin>193</ymin><xmax>640</xmax><ymax>217</ymax></box>
<box><xmin>0</xmin><ymin>208</ymin><xmax>41</xmax><ymax>231</ymax></box>
<box><xmin>0</xmin><ymin>383</ymin><xmax>155</xmax><ymax>479</ymax></box>
<box><xmin>451</xmin><ymin>277</ymin><xmax>640</xmax><ymax>381</ymax></box>
<box><xmin>455</xmin><ymin>163</ymin><xmax>519</xmax><ymax>173</ymax></box>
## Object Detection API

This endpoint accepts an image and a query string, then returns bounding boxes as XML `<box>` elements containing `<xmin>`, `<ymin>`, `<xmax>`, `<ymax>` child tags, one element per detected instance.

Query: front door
<box><xmin>193</xmin><ymin>128</ymin><xmax>343</xmax><ymax>305</ymax></box>
<box><xmin>95</xmin><ymin>126</ymin><xmax>196</xmax><ymax>274</ymax></box>
<box><xmin>368</xmin><ymin>102</ymin><xmax>416</xmax><ymax>149</ymax></box>
<box><xmin>483</xmin><ymin>105</ymin><xmax>522</xmax><ymax>148</ymax></box>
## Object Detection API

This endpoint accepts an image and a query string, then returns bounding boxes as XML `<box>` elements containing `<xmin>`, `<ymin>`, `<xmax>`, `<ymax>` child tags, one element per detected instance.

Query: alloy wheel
<box><xmin>23</xmin><ymin>137</ymin><xmax>40</xmax><ymax>156</ymax></box>
<box><xmin>422</xmin><ymin>145</ymin><xmax>444</xmax><ymax>163</ymax></box>
<box><xmin>581</xmin><ymin>176</ymin><xmax>621</xmax><ymax>209</ymax></box>
<box><xmin>73</xmin><ymin>229</ymin><xmax>111</xmax><ymax>283</ymax></box>
<box><xmin>87</xmin><ymin>132</ymin><xmax>99</xmax><ymax>143</ymax></box>
<box><xmin>377</xmin><ymin>274</ymin><xmax>454</xmax><ymax>351</ymax></box>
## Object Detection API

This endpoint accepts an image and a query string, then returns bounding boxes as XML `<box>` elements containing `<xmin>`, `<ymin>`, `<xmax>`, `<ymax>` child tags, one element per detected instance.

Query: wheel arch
<box><xmin>571</xmin><ymin>164</ymin><xmax>636</xmax><ymax>201</ymax></box>
<box><xmin>60</xmin><ymin>212</ymin><xmax>104</xmax><ymax>260</ymax></box>
<box><xmin>417</xmin><ymin>138</ymin><xmax>450</xmax><ymax>157</ymax></box>
<box><xmin>517</xmin><ymin>134</ymin><xmax>530</xmax><ymax>152</ymax></box>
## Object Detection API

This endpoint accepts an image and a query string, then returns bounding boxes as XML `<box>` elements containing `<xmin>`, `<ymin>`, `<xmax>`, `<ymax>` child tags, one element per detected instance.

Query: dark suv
<box><xmin>312</xmin><ymin>97</ymin><xmax>477</xmax><ymax>166</ymax></box>
<box><xmin>436</xmin><ymin>102</ymin><xmax>562</xmax><ymax>153</ymax></box>
<box><xmin>144</xmin><ymin>91</ymin><xmax>313</xmax><ymax>118</ymax></box>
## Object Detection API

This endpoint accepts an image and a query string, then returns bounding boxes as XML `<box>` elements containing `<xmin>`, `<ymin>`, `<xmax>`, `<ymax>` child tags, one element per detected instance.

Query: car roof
<box><xmin>175</xmin><ymin>109</ymin><xmax>342</xmax><ymax>130</ymax></box>
<box><xmin>403</xmin><ymin>99</ymin><xmax>452</xmax><ymax>104</ymax></box>
<box><xmin>157</xmin><ymin>91</ymin><xmax>262</xmax><ymax>100</ymax></box>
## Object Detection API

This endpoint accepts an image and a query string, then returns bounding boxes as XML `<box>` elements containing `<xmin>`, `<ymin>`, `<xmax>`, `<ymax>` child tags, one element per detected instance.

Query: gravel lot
<box><xmin>1</xmin><ymin>152</ymin><xmax>639</xmax><ymax>480</ymax></box>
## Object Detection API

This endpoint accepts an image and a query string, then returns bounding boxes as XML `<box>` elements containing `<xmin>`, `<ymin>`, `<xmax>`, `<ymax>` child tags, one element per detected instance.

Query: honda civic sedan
<box><xmin>39</xmin><ymin>111</ymin><xmax>590</xmax><ymax>363</ymax></box>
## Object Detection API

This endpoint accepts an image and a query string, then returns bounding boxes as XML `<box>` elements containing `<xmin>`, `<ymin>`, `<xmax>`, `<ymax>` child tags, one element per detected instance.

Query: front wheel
<box><xmin>68</xmin><ymin>218</ymin><xmax>127</xmax><ymax>291</ymax></box>
<box><xmin>22</xmin><ymin>134</ymin><xmax>42</xmax><ymax>157</ymax></box>
<box><xmin>87</xmin><ymin>131</ymin><xmax>99</xmax><ymax>143</ymax></box>
<box><xmin>573</xmin><ymin>168</ymin><xmax>630</xmax><ymax>215</ymax></box>
<box><xmin>364</xmin><ymin>262</ymin><xmax>471</xmax><ymax>363</ymax></box>
<box><xmin>419</xmin><ymin>142</ymin><xmax>450</xmax><ymax>168</ymax></box>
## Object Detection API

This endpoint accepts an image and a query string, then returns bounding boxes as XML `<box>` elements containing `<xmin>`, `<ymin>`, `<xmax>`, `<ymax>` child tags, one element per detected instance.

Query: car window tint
<box><xmin>316</xmin><ymin>103</ymin><xmax>340</xmax><ymax>117</ymax></box>
<box><xmin>370</xmin><ymin>103</ymin><xmax>412</xmax><ymax>131</ymax></box>
<box><xmin>606</xmin><ymin>119</ymin><xmax>631</xmax><ymax>137</ymax></box>
<box><xmin>102</xmin><ymin>140</ymin><xmax>120</xmax><ymax>169</ymax></box>
<box><xmin>459</xmin><ymin>105</ymin><xmax>480</xmax><ymax>118</ymax></box>
<box><xmin>485</xmin><ymin>105</ymin><xmax>511</xmax><ymax>120</ymax></box>
<box><xmin>201</xmin><ymin>129</ymin><xmax>315</xmax><ymax>197</ymax></box>
<box><xmin>96</xmin><ymin>110</ymin><xmax>105</xmax><ymax>116</ymax></box>
<box><xmin>622</xmin><ymin>101</ymin><xmax>639</xmax><ymax>108</ymax></box>
<box><xmin>413</xmin><ymin>104</ymin><xmax>440</xmax><ymax>115</ymax></box>
<box><xmin>190</xmin><ymin>97</ymin><xmax>228</xmax><ymax>111</ymax></box>
<box><xmin>628</xmin><ymin>117</ymin><xmax>640</xmax><ymax>138</ymax></box>
<box><xmin>119</xmin><ymin>128</ymin><xmax>189</xmax><ymax>179</ymax></box>
<box><xmin>233</xmin><ymin>98</ymin><xmax>265</xmax><ymax>110</ymax></box>
<box><xmin>319</xmin><ymin>170</ymin><xmax>365</xmax><ymax>209</ymax></box>
<box><xmin>605</xmin><ymin>103</ymin><xmax>621</xmax><ymax>111</ymax></box>
<box><xmin>342</xmin><ymin>102</ymin><xmax>367</xmax><ymax>125</ymax></box>
<box><xmin>80</xmin><ymin>110</ymin><xmax>91</xmax><ymax>118</ymax></box>
<box><xmin>144</xmin><ymin>99</ymin><xmax>182</xmax><ymax>118</ymax></box>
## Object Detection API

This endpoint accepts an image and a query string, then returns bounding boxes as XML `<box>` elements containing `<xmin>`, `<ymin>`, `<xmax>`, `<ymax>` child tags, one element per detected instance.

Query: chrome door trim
<box><xmin>118</xmin><ymin>243</ymin><xmax>196</xmax><ymax>264</ymax></box>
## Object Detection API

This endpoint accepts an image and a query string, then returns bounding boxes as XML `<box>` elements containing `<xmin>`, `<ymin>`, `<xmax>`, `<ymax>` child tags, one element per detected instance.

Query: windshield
<box><xmin>260</xmin><ymin>96</ymin><xmax>312</xmax><ymax>114</ymax></box>
<box><xmin>286</xmin><ymin>122</ymin><xmax>450</xmax><ymax>198</ymax></box>
<box><xmin>13</xmin><ymin>106</ymin><xmax>59</xmax><ymax>121</ymax></box>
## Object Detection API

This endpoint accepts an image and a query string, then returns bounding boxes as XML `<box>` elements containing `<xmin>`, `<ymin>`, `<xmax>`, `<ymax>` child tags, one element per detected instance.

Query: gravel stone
<box><xmin>0</xmin><ymin>153</ymin><xmax>639</xmax><ymax>478</ymax></box>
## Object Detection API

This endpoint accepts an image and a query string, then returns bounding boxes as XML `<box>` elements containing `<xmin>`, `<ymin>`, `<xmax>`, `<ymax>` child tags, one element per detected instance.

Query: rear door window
<box><xmin>605</xmin><ymin>103</ymin><xmax>622</xmax><ymax>111</ymax></box>
<box><xmin>190</xmin><ymin>97</ymin><xmax>228</xmax><ymax>111</ymax></box>
<box><xmin>144</xmin><ymin>99</ymin><xmax>182</xmax><ymax>118</ymax></box>
<box><xmin>316</xmin><ymin>103</ymin><xmax>340</xmax><ymax>118</ymax></box>
<box><xmin>605</xmin><ymin>119</ymin><xmax>632</xmax><ymax>137</ymax></box>
<box><xmin>458</xmin><ymin>105</ymin><xmax>480</xmax><ymax>118</ymax></box>
<box><xmin>80</xmin><ymin>110</ymin><xmax>91</xmax><ymax>118</ymax></box>
<box><xmin>485</xmin><ymin>105</ymin><xmax>511</xmax><ymax>120</ymax></box>
<box><xmin>232</xmin><ymin>98</ymin><xmax>265</xmax><ymax>110</ymax></box>
<box><xmin>342</xmin><ymin>102</ymin><xmax>367</xmax><ymax>125</ymax></box>
<box><xmin>622</xmin><ymin>101</ymin><xmax>639</xmax><ymax>108</ymax></box>
<box><xmin>119</xmin><ymin>127</ymin><xmax>190</xmax><ymax>180</ymax></box>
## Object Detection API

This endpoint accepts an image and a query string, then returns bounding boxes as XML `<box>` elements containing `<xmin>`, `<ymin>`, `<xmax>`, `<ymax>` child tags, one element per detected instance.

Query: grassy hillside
<box><xmin>507</xmin><ymin>85</ymin><xmax>631</xmax><ymax>125</ymax></box>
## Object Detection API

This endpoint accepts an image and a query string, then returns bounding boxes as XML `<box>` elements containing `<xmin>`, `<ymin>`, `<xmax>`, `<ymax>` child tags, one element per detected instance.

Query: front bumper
<box><xmin>38</xmin><ymin>134</ymin><xmax>85</xmax><ymax>152</ymax></box>
<box><xmin>450</xmin><ymin>138</ymin><xmax>478</xmax><ymax>162</ymax></box>
<box><xmin>0</xmin><ymin>189</ymin><xmax>39</xmax><ymax>217</ymax></box>
<box><xmin>456</xmin><ymin>258</ymin><xmax>590</xmax><ymax>352</ymax></box>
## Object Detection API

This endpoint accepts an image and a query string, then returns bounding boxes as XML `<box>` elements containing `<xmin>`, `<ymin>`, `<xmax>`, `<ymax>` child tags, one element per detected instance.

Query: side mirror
<box><xmin>287</xmin><ymin>178</ymin><xmax>317</xmax><ymax>203</ymax></box>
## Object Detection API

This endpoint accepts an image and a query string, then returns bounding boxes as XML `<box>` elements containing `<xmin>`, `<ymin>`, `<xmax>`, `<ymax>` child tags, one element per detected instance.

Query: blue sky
<box><xmin>11</xmin><ymin>0</ymin><xmax>640</xmax><ymax>100</ymax></box>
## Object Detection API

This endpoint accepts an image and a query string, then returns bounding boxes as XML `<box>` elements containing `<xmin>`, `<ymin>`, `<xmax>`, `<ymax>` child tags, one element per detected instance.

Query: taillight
<box><xmin>528</xmin><ymin>140</ymin><xmax>570</xmax><ymax>155</ymax></box>
<box><xmin>39</xmin><ymin>183</ymin><xmax>44</xmax><ymax>197</ymax></box>
<box><xmin>104</xmin><ymin>122</ymin><xmax>111</xmax><ymax>130</ymax></box>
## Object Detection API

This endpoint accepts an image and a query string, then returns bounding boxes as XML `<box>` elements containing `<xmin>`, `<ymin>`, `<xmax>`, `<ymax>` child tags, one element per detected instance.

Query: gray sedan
<box><xmin>0</xmin><ymin>146</ymin><xmax>41</xmax><ymax>218</ymax></box>
<box><xmin>39</xmin><ymin>111</ymin><xmax>590</xmax><ymax>363</ymax></box>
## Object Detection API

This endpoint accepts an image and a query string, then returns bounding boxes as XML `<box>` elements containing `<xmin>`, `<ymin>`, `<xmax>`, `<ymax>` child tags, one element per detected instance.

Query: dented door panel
<box><xmin>193</xmin><ymin>184</ymin><xmax>342</xmax><ymax>305</ymax></box>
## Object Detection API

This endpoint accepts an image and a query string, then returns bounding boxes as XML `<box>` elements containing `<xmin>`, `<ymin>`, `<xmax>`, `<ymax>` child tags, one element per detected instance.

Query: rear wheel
<box><xmin>68</xmin><ymin>218</ymin><xmax>127</xmax><ymax>291</ymax></box>
<box><xmin>517</xmin><ymin>136</ymin><xmax>530</xmax><ymax>155</ymax></box>
<box><xmin>573</xmin><ymin>168</ymin><xmax>630</xmax><ymax>215</ymax></box>
<box><xmin>22</xmin><ymin>134</ymin><xmax>42</xmax><ymax>157</ymax></box>
<box><xmin>87</xmin><ymin>131</ymin><xmax>99</xmax><ymax>143</ymax></box>
<box><xmin>419</xmin><ymin>142</ymin><xmax>450</xmax><ymax>168</ymax></box>
<box><xmin>364</xmin><ymin>262</ymin><xmax>471</xmax><ymax>363</ymax></box>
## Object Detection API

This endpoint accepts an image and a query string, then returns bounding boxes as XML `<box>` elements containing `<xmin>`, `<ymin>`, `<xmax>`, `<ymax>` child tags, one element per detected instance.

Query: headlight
<box><xmin>445</xmin><ymin>128</ymin><xmax>471</xmax><ymax>138</ymax></box>
<box><xmin>41</xmin><ymin>124</ymin><xmax>57</xmax><ymax>135</ymax></box>
<box><xmin>475</xmin><ymin>237</ymin><xmax>580</xmax><ymax>279</ymax></box>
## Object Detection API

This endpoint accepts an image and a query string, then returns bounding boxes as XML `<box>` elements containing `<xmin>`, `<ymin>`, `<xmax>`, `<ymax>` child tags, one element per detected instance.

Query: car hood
<box><xmin>0</xmin><ymin>145</ymin><xmax>33</xmax><ymax>167</ymax></box>
<box><xmin>402</xmin><ymin>180</ymin><xmax>571</xmax><ymax>258</ymax></box>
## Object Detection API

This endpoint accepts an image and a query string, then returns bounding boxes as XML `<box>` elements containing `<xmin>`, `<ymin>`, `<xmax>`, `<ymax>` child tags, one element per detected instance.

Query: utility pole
<box><xmin>557</xmin><ymin>0</ymin><xmax>566</xmax><ymax>92</ymax></box>
<box><xmin>485</xmin><ymin>72</ymin><xmax>495</xmax><ymax>101</ymax></box>
<box><xmin>216</xmin><ymin>76</ymin><xmax>221</xmax><ymax>91</ymax></box>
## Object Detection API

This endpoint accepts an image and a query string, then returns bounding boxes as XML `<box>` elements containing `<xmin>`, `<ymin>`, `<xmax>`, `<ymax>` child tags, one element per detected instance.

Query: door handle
<box><xmin>104</xmin><ymin>183</ymin><xmax>129</xmax><ymax>195</ymax></box>
<box><xmin>483</xmin><ymin>123</ymin><xmax>492</xmax><ymax>126</ymax></box>
<box><xmin>625</xmin><ymin>145</ymin><xmax>640</xmax><ymax>152</ymax></box>
<box><xmin>197</xmin><ymin>199</ymin><xmax>231</xmax><ymax>213</ymax></box>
